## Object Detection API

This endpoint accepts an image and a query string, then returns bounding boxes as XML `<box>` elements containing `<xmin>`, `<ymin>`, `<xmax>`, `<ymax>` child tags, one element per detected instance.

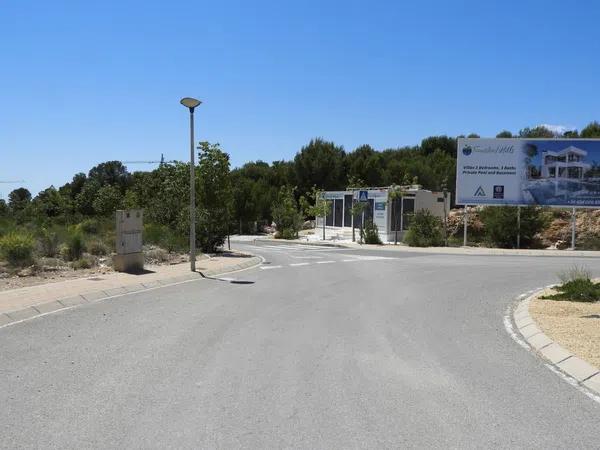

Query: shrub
<box><xmin>72</xmin><ymin>256</ymin><xmax>94</xmax><ymax>270</ymax></box>
<box><xmin>61</xmin><ymin>230</ymin><xmax>85</xmax><ymax>261</ymax></box>
<box><xmin>145</xmin><ymin>247</ymin><xmax>170</xmax><ymax>263</ymax></box>
<box><xmin>479</xmin><ymin>206</ymin><xmax>548</xmax><ymax>248</ymax></box>
<box><xmin>362</xmin><ymin>220</ymin><xmax>382</xmax><ymax>244</ymax></box>
<box><xmin>271</xmin><ymin>186</ymin><xmax>302</xmax><ymax>240</ymax></box>
<box><xmin>87</xmin><ymin>239</ymin><xmax>108</xmax><ymax>256</ymax></box>
<box><xmin>78</xmin><ymin>218</ymin><xmax>99</xmax><ymax>234</ymax></box>
<box><xmin>544</xmin><ymin>279</ymin><xmax>600</xmax><ymax>302</ymax></box>
<box><xmin>38</xmin><ymin>227</ymin><xmax>60</xmax><ymax>257</ymax></box>
<box><xmin>404</xmin><ymin>210</ymin><xmax>444</xmax><ymax>247</ymax></box>
<box><xmin>0</xmin><ymin>232</ymin><xmax>35</xmax><ymax>267</ymax></box>
<box><xmin>558</xmin><ymin>265</ymin><xmax>592</xmax><ymax>284</ymax></box>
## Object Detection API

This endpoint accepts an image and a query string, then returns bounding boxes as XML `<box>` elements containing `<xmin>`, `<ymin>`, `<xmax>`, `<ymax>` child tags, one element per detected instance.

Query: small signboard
<box><xmin>358</xmin><ymin>190</ymin><xmax>368</xmax><ymax>202</ymax></box>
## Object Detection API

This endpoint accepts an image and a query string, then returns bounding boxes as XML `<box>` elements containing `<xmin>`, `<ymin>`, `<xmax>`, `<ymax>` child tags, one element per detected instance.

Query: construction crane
<box><xmin>123</xmin><ymin>154</ymin><xmax>177</xmax><ymax>165</ymax></box>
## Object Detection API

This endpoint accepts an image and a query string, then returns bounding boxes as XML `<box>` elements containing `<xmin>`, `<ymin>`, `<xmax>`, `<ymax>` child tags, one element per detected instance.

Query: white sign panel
<box><xmin>456</xmin><ymin>138</ymin><xmax>600</xmax><ymax>207</ymax></box>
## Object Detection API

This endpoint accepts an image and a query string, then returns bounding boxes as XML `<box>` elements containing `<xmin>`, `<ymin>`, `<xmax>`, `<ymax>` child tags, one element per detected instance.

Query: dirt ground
<box><xmin>0</xmin><ymin>250</ymin><xmax>206</xmax><ymax>292</ymax></box>
<box><xmin>529</xmin><ymin>286</ymin><xmax>600</xmax><ymax>369</ymax></box>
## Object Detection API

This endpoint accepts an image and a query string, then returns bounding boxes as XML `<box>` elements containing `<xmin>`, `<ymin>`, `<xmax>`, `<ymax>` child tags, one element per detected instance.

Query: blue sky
<box><xmin>2</xmin><ymin>0</ymin><xmax>600</xmax><ymax>196</ymax></box>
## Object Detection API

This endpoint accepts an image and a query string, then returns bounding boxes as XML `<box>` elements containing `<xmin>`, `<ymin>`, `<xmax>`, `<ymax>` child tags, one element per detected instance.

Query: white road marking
<box><xmin>316</xmin><ymin>261</ymin><xmax>335</xmax><ymax>264</ymax></box>
<box><xmin>260</xmin><ymin>265</ymin><xmax>283</xmax><ymax>270</ymax></box>
<box><xmin>342</xmin><ymin>259</ymin><xmax>360</xmax><ymax>262</ymax></box>
<box><xmin>290</xmin><ymin>263</ymin><xmax>310</xmax><ymax>267</ymax></box>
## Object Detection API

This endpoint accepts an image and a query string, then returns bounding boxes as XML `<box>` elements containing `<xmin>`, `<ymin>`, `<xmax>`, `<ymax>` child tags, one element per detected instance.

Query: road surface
<box><xmin>1</xmin><ymin>242</ymin><xmax>599</xmax><ymax>448</ymax></box>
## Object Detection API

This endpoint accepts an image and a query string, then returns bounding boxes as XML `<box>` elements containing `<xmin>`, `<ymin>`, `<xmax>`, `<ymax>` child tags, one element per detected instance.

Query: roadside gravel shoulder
<box><xmin>509</xmin><ymin>283</ymin><xmax>600</xmax><ymax>399</ymax></box>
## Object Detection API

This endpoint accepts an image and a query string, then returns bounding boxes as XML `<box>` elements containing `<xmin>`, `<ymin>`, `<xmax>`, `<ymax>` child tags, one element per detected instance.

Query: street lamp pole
<box><xmin>180</xmin><ymin>97</ymin><xmax>202</xmax><ymax>272</ymax></box>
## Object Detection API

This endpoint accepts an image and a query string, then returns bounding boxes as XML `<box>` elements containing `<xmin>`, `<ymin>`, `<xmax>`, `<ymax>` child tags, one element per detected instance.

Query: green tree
<box><xmin>33</xmin><ymin>186</ymin><xmax>67</xmax><ymax>218</ymax></box>
<box><xmin>88</xmin><ymin>161</ymin><xmax>132</xmax><ymax>191</ymax></box>
<box><xmin>197</xmin><ymin>142</ymin><xmax>233</xmax><ymax>252</ymax></box>
<box><xmin>581</xmin><ymin>121</ymin><xmax>600</xmax><ymax>138</ymax></box>
<box><xmin>467</xmin><ymin>133</ymin><xmax>480</xmax><ymax>138</ymax></box>
<box><xmin>346</xmin><ymin>144</ymin><xmax>383</xmax><ymax>187</ymax></box>
<box><xmin>420</xmin><ymin>136</ymin><xmax>457</xmax><ymax>157</ymax></box>
<box><xmin>300</xmin><ymin>187</ymin><xmax>332</xmax><ymax>240</ymax></box>
<box><xmin>294</xmin><ymin>138</ymin><xmax>346</xmax><ymax>194</ymax></box>
<box><xmin>271</xmin><ymin>186</ymin><xmax>302</xmax><ymax>239</ymax></box>
<box><xmin>479</xmin><ymin>206</ymin><xmax>548</xmax><ymax>248</ymax></box>
<box><xmin>75</xmin><ymin>179</ymin><xmax>101</xmax><ymax>215</ymax></box>
<box><xmin>8</xmin><ymin>187</ymin><xmax>31</xmax><ymax>212</ymax></box>
<box><xmin>519</xmin><ymin>126</ymin><xmax>555</xmax><ymax>138</ymax></box>
<box><xmin>404</xmin><ymin>210</ymin><xmax>444</xmax><ymax>247</ymax></box>
<box><xmin>92</xmin><ymin>185</ymin><xmax>123</xmax><ymax>216</ymax></box>
<box><xmin>496</xmin><ymin>130</ymin><xmax>513</xmax><ymax>138</ymax></box>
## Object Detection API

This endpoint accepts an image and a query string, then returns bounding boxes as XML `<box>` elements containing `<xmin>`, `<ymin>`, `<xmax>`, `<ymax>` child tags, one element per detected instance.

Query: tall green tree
<box><xmin>294</xmin><ymin>138</ymin><xmax>346</xmax><ymax>194</ymax></box>
<box><xmin>8</xmin><ymin>188</ymin><xmax>31</xmax><ymax>212</ymax></box>
<box><xmin>581</xmin><ymin>121</ymin><xmax>600</xmax><ymax>138</ymax></box>
<box><xmin>197</xmin><ymin>142</ymin><xmax>233</xmax><ymax>252</ymax></box>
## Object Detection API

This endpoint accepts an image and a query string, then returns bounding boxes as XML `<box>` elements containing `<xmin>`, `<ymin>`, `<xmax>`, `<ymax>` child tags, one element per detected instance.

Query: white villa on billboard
<box><xmin>541</xmin><ymin>145</ymin><xmax>591</xmax><ymax>180</ymax></box>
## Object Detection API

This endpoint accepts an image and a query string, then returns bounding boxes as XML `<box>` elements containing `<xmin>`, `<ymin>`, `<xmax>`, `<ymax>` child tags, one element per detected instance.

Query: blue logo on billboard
<box><xmin>474</xmin><ymin>186</ymin><xmax>486</xmax><ymax>197</ymax></box>
<box><xmin>358</xmin><ymin>190</ymin><xmax>368</xmax><ymax>202</ymax></box>
<box><xmin>493</xmin><ymin>185</ymin><xmax>504</xmax><ymax>199</ymax></box>
<box><xmin>462</xmin><ymin>145</ymin><xmax>472</xmax><ymax>156</ymax></box>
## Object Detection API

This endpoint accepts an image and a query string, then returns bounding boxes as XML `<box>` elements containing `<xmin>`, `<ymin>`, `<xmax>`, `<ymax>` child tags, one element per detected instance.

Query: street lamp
<box><xmin>180</xmin><ymin>97</ymin><xmax>202</xmax><ymax>272</ymax></box>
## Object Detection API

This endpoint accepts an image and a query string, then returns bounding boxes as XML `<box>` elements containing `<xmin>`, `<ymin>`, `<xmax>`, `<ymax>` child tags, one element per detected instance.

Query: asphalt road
<box><xmin>1</xmin><ymin>242</ymin><xmax>599</xmax><ymax>449</ymax></box>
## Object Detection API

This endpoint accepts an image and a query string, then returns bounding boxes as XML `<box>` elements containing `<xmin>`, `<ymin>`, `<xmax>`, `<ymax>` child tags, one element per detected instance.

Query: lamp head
<box><xmin>180</xmin><ymin>97</ymin><xmax>202</xmax><ymax>110</ymax></box>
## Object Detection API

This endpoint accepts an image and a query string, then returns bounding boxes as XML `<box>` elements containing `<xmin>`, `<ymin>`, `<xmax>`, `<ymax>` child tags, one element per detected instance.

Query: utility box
<box><xmin>113</xmin><ymin>209</ymin><xmax>144</xmax><ymax>273</ymax></box>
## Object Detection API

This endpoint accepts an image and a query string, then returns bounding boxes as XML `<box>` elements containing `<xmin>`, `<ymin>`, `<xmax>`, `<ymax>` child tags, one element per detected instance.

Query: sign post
<box><xmin>463</xmin><ymin>206</ymin><xmax>468</xmax><ymax>247</ymax></box>
<box><xmin>517</xmin><ymin>206</ymin><xmax>521</xmax><ymax>249</ymax></box>
<box><xmin>571</xmin><ymin>207</ymin><xmax>577</xmax><ymax>250</ymax></box>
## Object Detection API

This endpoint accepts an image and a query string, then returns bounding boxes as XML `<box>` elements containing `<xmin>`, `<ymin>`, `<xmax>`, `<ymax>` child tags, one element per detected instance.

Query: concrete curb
<box><xmin>0</xmin><ymin>256</ymin><xmax>262</xmax><ymax>329</ymax></box>
<box><xmin>510</xmin><ymin>286</ymin><xmax>600</xmax><ymax>398</ymax></box>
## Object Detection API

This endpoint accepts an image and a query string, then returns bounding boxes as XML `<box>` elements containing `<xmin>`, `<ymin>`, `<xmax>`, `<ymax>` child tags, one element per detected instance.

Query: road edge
<box><xmin>0</xmin><ymin>255</ymin><xmax>263</xmax><ymax>330</ymax></box>
<box><xmin>505</xmin><ymin>286</ymin><xmax>600</xmax><ymax>403</ymax></box>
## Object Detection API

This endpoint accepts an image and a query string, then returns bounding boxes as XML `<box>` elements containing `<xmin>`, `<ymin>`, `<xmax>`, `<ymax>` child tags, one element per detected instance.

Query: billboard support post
<box><xmin>517</xmin><ymin>206</ymin><xmax>521</xmax><ymax>249</ymax></box>
<box><xmin>571</xmin><ymin>207</ymin><xmax>576</xmax><ymax>250</ymax></box>
<box><xmin>463</xmin><ymin>206</ymin><xmax>468</xmax><ymax>247</ymax></box>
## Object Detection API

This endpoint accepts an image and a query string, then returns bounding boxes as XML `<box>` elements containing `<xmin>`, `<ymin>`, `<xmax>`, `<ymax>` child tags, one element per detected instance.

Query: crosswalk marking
<box><xmin>260</xmin><ymin>265</ymin><xmax>283</xmax><ymax>270</ymax></box>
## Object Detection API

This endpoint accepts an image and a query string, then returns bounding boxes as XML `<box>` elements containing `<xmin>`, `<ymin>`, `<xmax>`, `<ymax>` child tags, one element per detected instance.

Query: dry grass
<box><xmin>530</xmin><ymin>285</ymin><xmax>600</xmax><ymax>369</ymax></box>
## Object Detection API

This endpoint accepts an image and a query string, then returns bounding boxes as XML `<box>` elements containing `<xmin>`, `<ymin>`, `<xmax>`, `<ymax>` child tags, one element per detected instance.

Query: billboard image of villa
<box><xmin>456</xmin><ymin>138</ymin><xmax>600</xmax><ymax>207</ymax></box>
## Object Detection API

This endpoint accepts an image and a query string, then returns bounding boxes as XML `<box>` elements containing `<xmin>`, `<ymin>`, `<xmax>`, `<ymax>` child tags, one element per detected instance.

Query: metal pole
<box><xmin>400</xmin><ymin>198</ymin><xmax>404</xmax><ymax>235</ymax></box>
<box><xmin>516</xmin><ymin>206</ymin><xmax>521</xmax><ymax>249</ymax></box>
<box><xmin>394</xmin><ymin>199</ymin><xmax>398</xmax><ymax>245</ymax></box>
<box><xmin>361</xmin><ymin>210</ymin><xmax>365</xmax><ymax>244</ymax></box>
<box><xmin>463</xmin><ymin>205</ymin><xmax>468</xmax><ymax>247</ymax></box>
<box><xmin>322</xmin><ymin>211</ymin><xmax>326</xmax><ymax>240</ymax></box>
<box><xmin>571</xmin><ymin>207</ymin><xmax>576</xmax><ymax>250</ymax></box>
<box><xmin>189</xmin><ymin>108</ymin><xmax>196</xmax><ymax>272</ymax></box>
<box><xmin>443</xmin><ymin>190</ymin><xmax>448</xmax><ymax>247</ymax></box>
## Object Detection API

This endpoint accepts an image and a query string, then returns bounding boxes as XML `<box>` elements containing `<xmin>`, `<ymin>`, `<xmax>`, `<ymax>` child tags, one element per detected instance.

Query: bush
<box><xmin>271</xmin><ymin>186</ymin><xmax>302</xmax><ymax>240</ymax></box>
<box><xmin>72</xmin><ymin>256</ymin><xmax>94</xmax><ymax>270</ymax></box>
<box><xmin>404</xmin><ymin>210</ymin><xmax>444</xmax><ymax>247</ymax></box>
<box><xmin>362</xmin><ymin>220</ymin><xmax>382</xmax><ymax>244</ymax></box>
<box><xmin>61</xmin><ymin>230</ymin><xmax>85</xmax><ymax>261</ymax></box>
<box><xmin>542</xmin><ymin>265</ymin><xmax>600</xmax><ymax>302</ymax></box>
<box><xmin>38</xmin><ymin>227</ymin><xmax>60</xmax><ymax>257</ymax></box>
<box><xmin>87</xmin><ymin>239</ymin><xmax>108</xmax><ymax>256</ymax></box>
<box><xmin>78</xmin><ymin>218</ymin><xmax>99</xmax><ymax>234</ymax></box>
<box><xmin>0</xmin><ymin>232</ymin><xmax>35</xmax><ymax>267</ymax></box>
<box><xmin>479</xmin><ymin>206</ymin><xmax>548</xmax><ymax>248</ymax></box>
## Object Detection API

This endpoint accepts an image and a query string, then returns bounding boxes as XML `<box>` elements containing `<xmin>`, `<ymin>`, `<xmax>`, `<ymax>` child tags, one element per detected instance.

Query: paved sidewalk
<box><xmin>0</xmin><ymin>253</ymin><xmax>261</xmax><ymax>325</ymax></box>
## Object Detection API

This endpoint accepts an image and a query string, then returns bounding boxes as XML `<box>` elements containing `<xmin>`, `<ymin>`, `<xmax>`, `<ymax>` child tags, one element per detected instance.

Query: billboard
<box><xmin>456</xmin><ymin>138</ymin><xmax>600</xmax><ymax>207</ymax></box>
